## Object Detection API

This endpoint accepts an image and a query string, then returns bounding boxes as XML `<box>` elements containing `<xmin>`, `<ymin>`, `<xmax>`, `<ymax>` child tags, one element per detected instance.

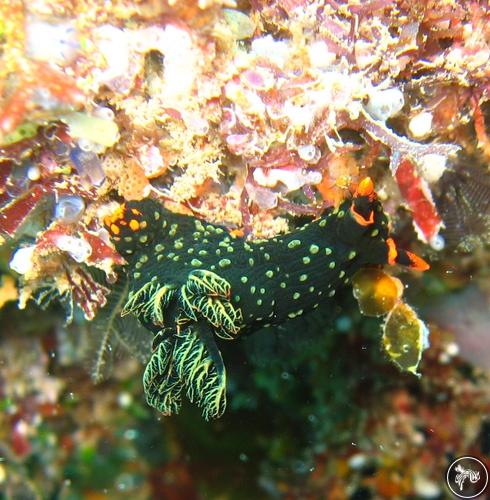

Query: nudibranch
<box><xmin>105</xmin><ymin>179</ymin><xmax>429</xmax><ymax>419</ymax></box>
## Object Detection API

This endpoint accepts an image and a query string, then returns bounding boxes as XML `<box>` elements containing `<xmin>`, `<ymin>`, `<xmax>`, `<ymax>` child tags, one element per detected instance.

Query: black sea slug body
<box><xmin>105</xmin><ymin>179</ymin><xmax>428</xmax><ymax>419</ymax></box>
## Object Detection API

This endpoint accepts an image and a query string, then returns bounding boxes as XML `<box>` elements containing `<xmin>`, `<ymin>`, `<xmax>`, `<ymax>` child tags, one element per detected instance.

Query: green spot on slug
<box><xmin>309</xmin><ymin>244</ymin><xmax>319</xmax><ymax>254</ymax></box>
<box><xmin>219</xmin><ymin>258</ymin><xmax>231</xmax><ymax>268</ymax></box>
<box><xmin>191</xmin><ymin>259</ymin><xmax>203</xmax><ymax>266</ymax></box>
<box><xmin>169</xmin><ymin>224</ymin><xmax>178</xmax><ymax>237</ymax></box>
<box><xmin>288</xmin><ymin>239</ymin><xmax>301</xmax><ymax>249</ymax></box>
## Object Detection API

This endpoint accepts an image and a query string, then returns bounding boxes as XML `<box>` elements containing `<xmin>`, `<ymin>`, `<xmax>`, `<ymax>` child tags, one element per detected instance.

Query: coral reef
<box><xmin>0</xmin><ymin>0</ymin><xmax>489</xmax><ymax>496</ymax></box>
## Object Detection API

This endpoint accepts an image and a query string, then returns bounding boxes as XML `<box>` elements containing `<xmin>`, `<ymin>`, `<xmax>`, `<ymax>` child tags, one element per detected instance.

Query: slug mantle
<box><xmin>105</xmin><ymin>179</ymin><xmax>428</xmax><ymax>419</ymax></box>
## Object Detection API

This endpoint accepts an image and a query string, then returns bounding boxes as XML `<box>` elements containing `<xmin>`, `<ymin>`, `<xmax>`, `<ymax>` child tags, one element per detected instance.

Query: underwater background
<box><xmin>0</xmin><ymin>0</ymin><xmax>489</xmax><ymax>498</ymax></box>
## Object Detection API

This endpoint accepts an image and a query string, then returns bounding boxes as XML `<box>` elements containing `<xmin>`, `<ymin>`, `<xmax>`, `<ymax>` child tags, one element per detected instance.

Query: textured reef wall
<box><xmin>0</xmin><ymin>0</ymin><xmax>489</xmax><ymax>498</ymax></box>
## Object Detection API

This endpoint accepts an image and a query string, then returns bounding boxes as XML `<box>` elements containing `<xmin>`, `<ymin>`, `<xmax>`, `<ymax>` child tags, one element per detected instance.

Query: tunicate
<box><xmin>352</xmin><ymin>268</ymin><xmax>403</xmax><ymax>317</ymax></box>
<box><xmin>10</xmin><ymin>246</ymin><xmax>36</xmax><ymax>275</ymax></box>
<box><xmin>78</xmin><ymin>138</ymin><xmax>106</xmax><ymax>154</ymax></box>
<box><xmin>298</xmin><ymin>145</ymin><xmax>321</xmax><ymax>164</ymax></box>
<box><xmin>27</xmin><ymin>165</ymin><xmax>41</xmax><ymax>181</ymax></box>
<box><xmin>50</xmin><ymin>138</ymin><xmax>71</xmax><ymax>158</ymax></box>
<box><xmin>55</xmin><ymin>195</ymin><xmax>85</xmax><ymax>223</ymax></box>
<box><xmin>365</xmin><ymin>87</ymin><xmax>405</xmax><ymax>121</ymax></box>
<box><xmin>429</xmin><ymin>234</ymin><xmax>445</xmax><ymax>251</ymax></box>
<box><xmin>7</xmin><ymin>163</ymin><xmax>34</xmax><ymax>197</ymax></box>
<box><xmin>56</xmin><ymin>235</ymin><xmax>92</xmax><ymax>262</ymax></box>
<box><xmin>382</xmin><ymin>302</ymin><xmax>430</xmax><ymax>375</ymax></box>
<box><xmin>223</xmin><ymin>9</ymin><xmax>256</xmax><ymax>40</ymax></box>
<box><xmin>92</xmin><ymin>106</ymin><xmax>115</xmax><ymax>121</ymax></box>
<box><xmin>418</xmin><ymin>153</ymin><xmax>447</xmax><ymax>183</ymax></box>
<box><xmin>70</xmin><ymin>147</ymin><xmax>106</xmax><ymax>187</ymax></box>
<box><xmin>60</xmin><ymin>112</ymin><xmax>119</xmax><ymax>148</ymax></box>
<box><xmin>408</xmin><ymin>111</ymin><xmax>433</xmax><ymax>138</ymax></box>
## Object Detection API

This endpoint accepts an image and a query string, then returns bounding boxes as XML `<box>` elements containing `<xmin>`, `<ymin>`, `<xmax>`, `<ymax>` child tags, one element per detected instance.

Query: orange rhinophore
<box><xmin>351</xmin><ymin>177</ymin><xmax>377</xmax><ymax>225</ymax></box>
<box><xmin>386</xmin><ymin>237</ymin><xmax>430</xmax><ymax>271</ymax></box>
<box><xmin>355</xmin><ymin>177</ymin><xmax>375</xmax><ymax>198</ymax></box>
<box><xmin>403</xmin><ymin>250</ymin><xmax>430</xmax><ymax>271</ymax></box>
